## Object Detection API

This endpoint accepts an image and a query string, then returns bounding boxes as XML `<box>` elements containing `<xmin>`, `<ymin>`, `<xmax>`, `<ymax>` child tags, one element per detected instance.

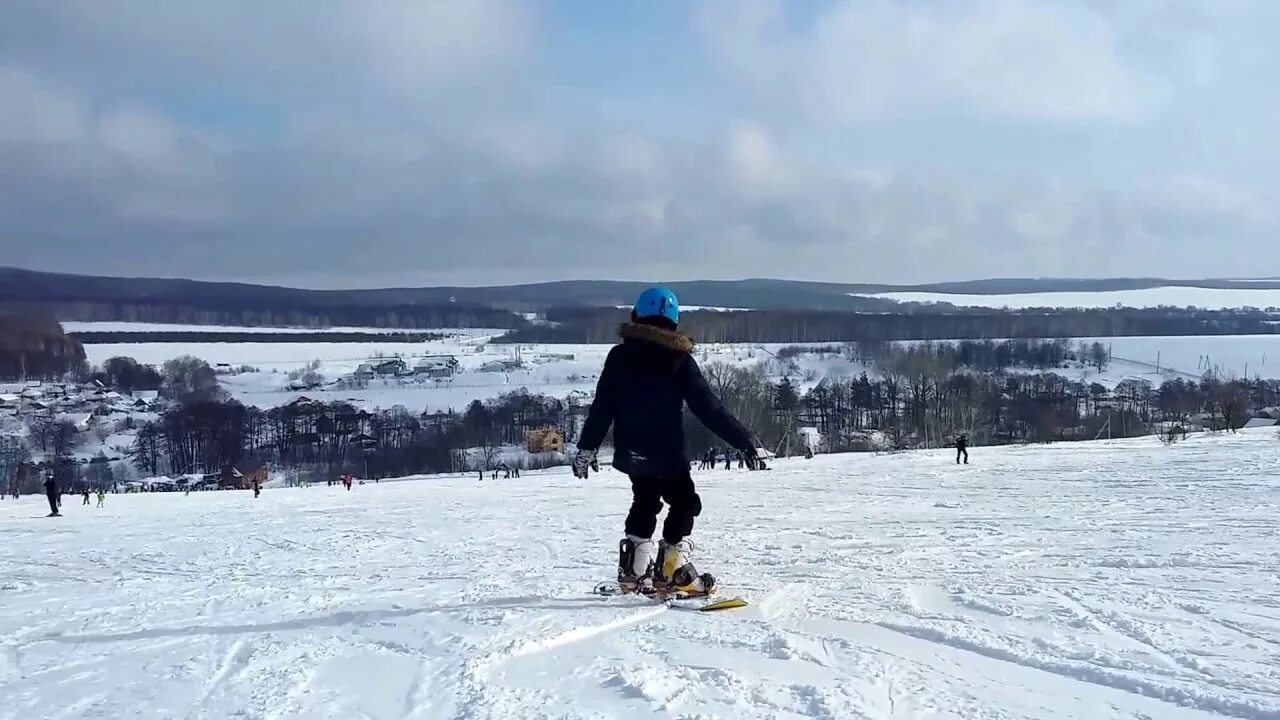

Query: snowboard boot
<box><xmin>617</xmin><ymin>535</ymin><xmax>655</xmax><ymax>594</ymax></box>
<box><xmin>653</xmin><ymin>540</ymin><xmax>716</xmax><ymax>597</ymax></box>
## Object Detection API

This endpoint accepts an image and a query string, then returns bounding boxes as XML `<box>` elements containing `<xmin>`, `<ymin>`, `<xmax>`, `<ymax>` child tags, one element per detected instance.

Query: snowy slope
<box><xmin>862</xmin><ymin>286</ymin><xmax>1280</xmax><ymax>310</ymax></box>
<box><xmin>3</xmin><ymin>431</ymin><xmax>1279</xmax><ymax>719</ymax></box>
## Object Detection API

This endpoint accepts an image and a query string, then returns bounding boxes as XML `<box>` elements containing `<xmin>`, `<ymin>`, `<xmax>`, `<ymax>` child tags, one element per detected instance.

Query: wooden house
<box><xmin>373</xmin><ymin>359</ymin><xmax>408</xmax><ymax>376</ymax></box>
<box><xmin>220</xmin><ymin>458</ymin><xmax>269</xmax><ymax>490</ymax></box>
<box><xmin>525</xmin><ymin>427</ymin><xmax>565</xmax><ymax>454</ymax></box>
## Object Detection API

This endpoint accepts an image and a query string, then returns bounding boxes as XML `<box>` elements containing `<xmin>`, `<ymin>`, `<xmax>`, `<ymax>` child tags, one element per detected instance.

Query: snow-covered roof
<box><xmin>58</xmin><ymin>412</ymin><xmax>94</xmax><ymax>430</ymax></box>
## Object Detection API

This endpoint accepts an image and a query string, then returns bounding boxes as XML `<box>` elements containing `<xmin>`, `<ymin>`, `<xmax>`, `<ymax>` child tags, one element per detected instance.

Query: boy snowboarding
<box><xmin>573</xmin><ymin>287</ymin><xmax>761</xmax><ymax>597</ymax></box>
<box><xmin>44</xmin><ymin>474</ymin><xmax>60</xmax><ymax>517</ymax></box>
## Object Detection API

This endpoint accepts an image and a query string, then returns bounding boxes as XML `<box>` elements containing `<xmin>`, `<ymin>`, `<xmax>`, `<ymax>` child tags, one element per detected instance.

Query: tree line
<box><xmin>71</xmin><ymin>330</ymin><xmax>447</xmax><ymax>344</ymax></box>
<box><xmin>1</xmin><ymin>301</ymin><xmax>524</xmax><ymax>331</ymax></box>
<box><xmin>0</xmin><ymin>313</ymin><xmax>86</xmax><ymax>380</ymax></box>
<box><xmin>499</xmin><ymin>306</ymin><xmax>1280</xmax><ymax>345</ymax></box>
<box><xmin>128</xmin><ymin>387</ymin><xmax>584</xmax><ymax>483</ymax></box>
<box><xmin>687</xmin><ymin>345</ymin><xmax>1274</xmax><ymax>457</ymax></box>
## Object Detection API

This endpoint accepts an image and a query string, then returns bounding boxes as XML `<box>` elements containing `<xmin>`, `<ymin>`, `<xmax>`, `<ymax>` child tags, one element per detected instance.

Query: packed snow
<box><xmin>3</xmin><ymin>430</ymin><xmax>1278</xmax><ymax>719</ymax></box>
<box><xmin>862</xmin><ymin>286</ymin><xmax>1280</xmax><ymax>311</ymax></box>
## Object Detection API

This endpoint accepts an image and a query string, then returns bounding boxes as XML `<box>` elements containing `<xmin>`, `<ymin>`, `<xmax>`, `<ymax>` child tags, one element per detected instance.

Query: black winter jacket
<box><xmin>578</xmin><ymin>323</ymin><xmax>755</xmax><ymax>476</ymax></box>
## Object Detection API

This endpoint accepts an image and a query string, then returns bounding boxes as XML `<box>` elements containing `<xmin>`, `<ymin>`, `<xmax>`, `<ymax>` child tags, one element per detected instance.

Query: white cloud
<box><xmin>1</xmin><ymin>0</ymin><xmax>1278</xmax><ymax>286</ymax></box>
<box><xmin>0</xmin><ymin>65</ymin><xmax>88</xmax><ymax>142</ymax></box>
<box><xmin>698</xmin><ymin>0</ymin><xmax>1162</xmax><ymax>123</ymax></box>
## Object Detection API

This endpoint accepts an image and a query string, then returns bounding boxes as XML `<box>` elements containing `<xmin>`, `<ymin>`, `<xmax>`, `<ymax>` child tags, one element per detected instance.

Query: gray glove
<box><xmin>572</xmin><ymin>449</ymin><xmax>600</xmax><ymax>479</ymax></box>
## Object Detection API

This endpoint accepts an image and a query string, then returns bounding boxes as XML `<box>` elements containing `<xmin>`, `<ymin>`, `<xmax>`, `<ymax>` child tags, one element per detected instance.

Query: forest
<box><xmin>501</xmin><ymin>306</ymin><xmax>1280</xmax><ymax>344</ymax></box>
<box><xmin>0</xmin><ymin>313</ymin><xmax>86</xmax><ymax>380</ymax></box>
<box><xmin>699</xmin><ymin>341</ymin><xmax>1271</xmax><ymax>455</ymax></box>
<box><xmin>7</xmin><ymin>337</ymin><xmax>1277</xmax><ymax>494</ymax></box>
<box><xmin>70</xmin><ymin>330</ymin><xmax>447</xmax><ymax>344</ymax></box>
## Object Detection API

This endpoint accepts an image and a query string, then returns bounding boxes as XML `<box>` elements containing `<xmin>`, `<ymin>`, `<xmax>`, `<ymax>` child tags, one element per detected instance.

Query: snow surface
<box><xmin>862</xmin><ymin>286</ymin><xmax>1280</xmax><ymax>310</ymax></box>
<box><xmin>82</xmin><ymin>332</ymin><xmax>1280</xmax><ymax>413</ymax></box>
<box><xmin>3</xmin><ymin>430</ymin><xmax>1278</xmax><ymax>719</ymax></box>
<box><xmin>80</xmin><ymin>331</ymin><xmax>852</xmax><ymax>411</ymax></box>
<box><xmin>62</xmin><ymin>323</ymin><xmax>501</xmax><ymax>335</ymax></box>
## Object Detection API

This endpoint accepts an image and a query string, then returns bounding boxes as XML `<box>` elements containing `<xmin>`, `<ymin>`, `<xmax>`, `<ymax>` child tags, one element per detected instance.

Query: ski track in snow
<box><xmin>3</xmin><ymin>431</ymin><xmax>1280</xmax><ymax>719</ymax></box>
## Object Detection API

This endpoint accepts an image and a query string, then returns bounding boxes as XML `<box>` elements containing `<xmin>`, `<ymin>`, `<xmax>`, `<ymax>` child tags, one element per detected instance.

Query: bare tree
<box><xmin>161</xmin><ymin>356</ymin><xmax>224</xmax><ymax>404</ymax></box>
<box><xmin>1215</xmin><ymin>380</ymin><xmax>1249</xmax><ymax>432</ymax></box>
<box><xmin>1089</xmin><ymin>342</ymin><xmax>1109</xmax><ymax>372</ymax></box>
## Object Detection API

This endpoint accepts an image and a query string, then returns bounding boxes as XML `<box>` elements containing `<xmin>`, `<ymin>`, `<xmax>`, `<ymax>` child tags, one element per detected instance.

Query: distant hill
<box><xmin>3</xmin><ymin>266</ymin><xmax>1280</xmax><ymax>327</ymax></box>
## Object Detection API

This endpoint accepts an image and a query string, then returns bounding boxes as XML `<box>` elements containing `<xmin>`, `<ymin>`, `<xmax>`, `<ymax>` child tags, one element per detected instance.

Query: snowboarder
<box><xmin>96</xmin><ymin>489</ymin><xmax>106</xmax><ymax>508</ymax></box>
<box><xmin>956</xmin><ymin>434</ymin><xmax>969</xmax><ymax>465</ymax></box>
<box><xmin>252</xmin><ymin>479</ymin><xmax>262</xmax><ymax>499</ymax></box>
<box><xmin>82</xmin><ymin>489</ymin><xmax>91</xmax><ymax>505</ymax></box>
<box><xmin>723</xmin><ymin>448</ymin><xmax>732</xmax><ymax>471</ymax></box>
<box><xmin>44</xmin><ymin>474</ymin><xmax>60</xmax><ymax>517</ymax></box>
<box><xmin>572</xmin><ymin>287</ymin><xmax>762</xmax><ymax>597</ymax></box>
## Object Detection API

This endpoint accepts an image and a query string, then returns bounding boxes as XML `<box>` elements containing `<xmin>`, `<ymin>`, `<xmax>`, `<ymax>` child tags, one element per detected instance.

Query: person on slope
<box><xmin>96</xmin><ymin>489</ymin><xmax>106</xmax><ymax>508</ymax></box>
<box><xmin>82</xmin><ymin>488</ymin><xmax>91</xmax><ymax>506</ymax></box>
<box><xmin>956</xmin><ymin>433</ymin><xmax>969</xmax><ymax>465</ymax></box>
<box><xmin>44</xmin><ymin>474</ymin><xmax>60</xmax><ymax>517</ymax></box>
<box><xmin>572</xmin><ymin>287</ymin><xmax>762</xmax><ymax>597</ymax></box>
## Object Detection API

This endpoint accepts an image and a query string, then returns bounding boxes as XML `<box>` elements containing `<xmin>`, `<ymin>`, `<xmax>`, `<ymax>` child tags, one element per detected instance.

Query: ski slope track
<box><xmin>2</xmin><ymin>431</ymin><xmax>1279</xmax><ymax>719</ymax></box>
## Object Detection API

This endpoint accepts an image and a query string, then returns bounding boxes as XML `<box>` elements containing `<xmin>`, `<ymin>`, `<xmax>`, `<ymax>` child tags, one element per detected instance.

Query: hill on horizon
<box><xmin>7</xmin><ymin>265</ymin><xmax>1280</xmax><ymax>318</ymax></box>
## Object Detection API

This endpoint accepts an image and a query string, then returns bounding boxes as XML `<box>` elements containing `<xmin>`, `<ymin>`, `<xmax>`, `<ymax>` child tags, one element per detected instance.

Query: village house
<box><xmin>220</xmin><ymin>457</ymin><xmax>269</xmax><ymax>490</ymax></box>
<box><xmin>414</xmin><ymin>355</ymin><xmax>459</xmax><ymax>378</ymax></box>
<box><xmin>372</xmin><ymin>358</ymin><xmax>408</xmax><ymax>377</ymax></box>
<box><xmin>525</xmin><ymin>427</ymin><xmax>565</xmax><ymax>454</ymax></box>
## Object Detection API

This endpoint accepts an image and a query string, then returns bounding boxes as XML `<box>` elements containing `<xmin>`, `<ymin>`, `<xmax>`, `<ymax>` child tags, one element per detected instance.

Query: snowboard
<box><xmin>592</xmin><ymin>582</ymin><xmax>749</xmax><ymax>612</ymax></box>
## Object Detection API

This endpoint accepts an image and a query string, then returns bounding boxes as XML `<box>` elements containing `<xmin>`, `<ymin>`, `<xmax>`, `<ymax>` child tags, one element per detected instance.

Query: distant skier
<box><xmin>723</xmin><ymin>448</ymin><xmax>732</xmax><ymax>471</ymax></box>
<box><xmin>44</xmin><ymin>475</ymin><xmax>60</xmax><ymax>517</ymax></box>
<box><xmin>956</xmin><ymin>434</ymin><xmax>969</xmax><ymax>465</ymax></box>
<box><xmin>572</xmin><ymin>287</ymin><xmax>762</xmax><ymax>597</ymax></box>
<box><xmin>253</xmin><ymin>479</ymin><xmax>262</xmax><ymax>499</ymax></box>
<box><xmin>96</xmin><ymin>489</ymin><xmax>106</xmax><ymax>508</ymax></box>
<box><xmin>82</xmin><ymin>489</ymin><xmax>91</xmax><ymax>505</ymax></box>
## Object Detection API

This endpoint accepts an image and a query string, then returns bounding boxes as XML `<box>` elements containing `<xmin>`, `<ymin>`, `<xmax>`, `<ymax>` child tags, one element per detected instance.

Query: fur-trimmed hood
<box><xmin>618</xmin><ymin>322</ymin><xmax>694</xmax><ymax>354</ymax></box>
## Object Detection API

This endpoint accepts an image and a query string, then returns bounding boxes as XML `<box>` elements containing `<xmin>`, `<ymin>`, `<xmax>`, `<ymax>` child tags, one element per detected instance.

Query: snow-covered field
<box><xmin>61</xmin><ymin>323</ymin><xmax>492</xmax><ymax>335</ymax></box>
<box><xmin>78</xmin><ymin>327</ymin><xmax>851</xmax><ymax>411</ymax></box>
<box><xmin>3</xmin><ymin>430</ymin><xmax>1278</xmax><ymax>719</ymax></box>
<box><xmin>863</xmin><ymin>286</ymin><xmax>1280</xmax><ymax>310</ymax></box>
<box><xmin>1087</xmin><ymin>335</ymin><xmax>1280</xmax><ymax>380</ymax></box>
<box><xmin>70</xmin><ymin>322</ymin><xmax>1280</xmax><ymax>414</ymax></box>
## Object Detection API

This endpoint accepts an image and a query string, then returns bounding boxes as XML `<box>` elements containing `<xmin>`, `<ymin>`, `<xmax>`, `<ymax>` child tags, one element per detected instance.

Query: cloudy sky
<box><xmin>1</xmin><ymin>0</ymin><xmax>1277</xmax><ymax>288</ymax></box>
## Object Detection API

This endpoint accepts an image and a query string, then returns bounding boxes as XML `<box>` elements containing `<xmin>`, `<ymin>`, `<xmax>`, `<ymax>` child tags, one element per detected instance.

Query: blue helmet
<box><xmin>633</xmin><ymin>286</ymin><xmax>679</xmax><ymax>326</ymax></box>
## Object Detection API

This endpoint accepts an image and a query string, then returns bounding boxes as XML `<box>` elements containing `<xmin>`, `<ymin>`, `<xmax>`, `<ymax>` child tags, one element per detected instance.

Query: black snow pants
<box><xmin>957</xmin><ymin>447</ymin><xmax>968</xmax><ymax>464</ymax></box>
<box><xmin>46</xmin><ymin>493</ymin><xmax>58</xmax><ymax>515</ymax></box>
<box><xmin>625</xmin><ymin>472</ymin><xmax>701</xmax><ymax>545</ymax></box>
